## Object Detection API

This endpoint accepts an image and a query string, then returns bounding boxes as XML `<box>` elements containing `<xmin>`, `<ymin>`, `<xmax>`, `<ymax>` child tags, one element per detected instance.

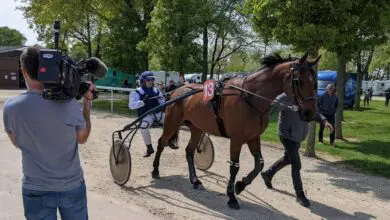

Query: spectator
<box><xmin>123</xmin><ymin>79</ymin><xmax>130</xmax><ymax>88</ymax></box>
<box><xmin>179</xmin><ymin>76</ymin><xmax>187</xmax><ymax>87</ymax></box>
<box><xmin>385</xmin><ymin>87</ymin><xmax>390</xmax><ymax>107</ymax></box>
<box><xmin>157</xmin><ymin>81</ymin><xmax>166</xmax><ymax>98</ymax></box>
<box><xmin>165</xmin><ymin>80</ymin><xmax>177</xmax><ymax>93</ymax></box>
<box><xmin>369</xmin><ymin>87</ymin><xmax>373</xmax><ymax>101</ymax></box>
<box><xmin>317</xmin><ymin>83</ymin><xmax>338</xmax><ymax>145</ymax></box>
<box><xmin>363</xmin><ymin>89</ymin><xmax>370</xmax><ymax>107</ymax></box>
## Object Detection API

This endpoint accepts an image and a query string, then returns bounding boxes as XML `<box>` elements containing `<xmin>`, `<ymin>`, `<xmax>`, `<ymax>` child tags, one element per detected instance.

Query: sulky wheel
<box><xmin>194</xmin><ymin>133</ymin><xmax>215</xmax><ymax>171</ymax></box>
<box><xmin>109</xmin><ymin>139</ymin><xmax>132</xmax><ymax>186</ymax></box>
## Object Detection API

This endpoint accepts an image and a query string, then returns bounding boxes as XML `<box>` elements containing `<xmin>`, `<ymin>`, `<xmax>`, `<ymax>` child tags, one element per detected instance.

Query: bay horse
<box><xmin>152</xmin><ymin>53</ymin><xmax>320</xmax><ymax>209</ymax></box>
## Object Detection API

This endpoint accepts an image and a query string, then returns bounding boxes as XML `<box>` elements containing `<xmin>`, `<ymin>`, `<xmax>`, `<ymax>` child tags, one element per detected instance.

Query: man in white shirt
<box><xmin>129</xmin><ymin>71</ymin><xmax>179</xmax><ymax>157</ymax></box>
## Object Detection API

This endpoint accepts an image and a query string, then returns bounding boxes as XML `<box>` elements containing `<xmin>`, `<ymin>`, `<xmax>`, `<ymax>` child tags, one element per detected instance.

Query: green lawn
<box><xmin>93</xmin><ymin>98</ymin><xmax>390</xmax><ymax>178</ymax></box>
<box><xmin>93</xmin><ymin>99</ymin><xmax>136</xmax><ymax>117</ymax></box>
<box><xmin>262</xmin><ymin>100</ymin><xmax>390</xmax><ymax>178</ymax></box>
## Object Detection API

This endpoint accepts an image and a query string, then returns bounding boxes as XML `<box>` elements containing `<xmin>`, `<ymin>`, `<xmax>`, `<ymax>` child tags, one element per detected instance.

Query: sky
<box><xmin>0</xmin><ymin>0</ymin><xmax>39</xmax><ymax>45</ymax></box>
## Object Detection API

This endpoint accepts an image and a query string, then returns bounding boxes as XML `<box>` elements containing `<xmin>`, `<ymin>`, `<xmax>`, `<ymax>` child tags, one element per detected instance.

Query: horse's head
<box><xmin>282</xmin><ymin>53</ymin><xmax>321</xmax><ymax>122</ymax></box>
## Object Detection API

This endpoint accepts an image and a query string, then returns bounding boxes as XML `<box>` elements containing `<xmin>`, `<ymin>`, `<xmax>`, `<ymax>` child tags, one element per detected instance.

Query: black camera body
<box><xmin>37</xmin><ymin>20</ymin><xmax>106</xmax><ymax>100</ymax></box>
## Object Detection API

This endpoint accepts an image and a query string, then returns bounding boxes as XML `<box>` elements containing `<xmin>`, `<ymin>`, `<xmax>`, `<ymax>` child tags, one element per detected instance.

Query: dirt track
<box><xmin>1</xmin><ymin>90</ymin><xmax>389</xmax><ymax>220</ymax></box>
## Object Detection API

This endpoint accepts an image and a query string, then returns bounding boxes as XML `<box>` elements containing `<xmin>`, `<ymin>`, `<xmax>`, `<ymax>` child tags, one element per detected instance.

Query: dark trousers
<box><xmin>385</xmin><ymin>97</ymin><xmax>389</xmax><ymax>106</ymax></box>
<box><xmin>364</xmin><ymin>96</ymin><xmax>370</xmax><ymax>106</ymax></box>
<box><xmin>266</xmin><ymin>136</ymin><xmax>303</xmax><ymax>193</ymax></box>
<box><xmin>319</xmin><ymin>113</ymin><xmax>335</xmax><ymax>144</ymax></box>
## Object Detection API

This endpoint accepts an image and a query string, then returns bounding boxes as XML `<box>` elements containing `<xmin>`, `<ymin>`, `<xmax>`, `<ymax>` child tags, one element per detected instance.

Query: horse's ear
<box><xmin>309</xmin><ymin>55</ymin><xmax>322</xmax><ymax>67</ymax></box>
<box><xmin>299</xmin><ymin>52</ymin><xmax>308</xmax><ymax>63</ymax></box>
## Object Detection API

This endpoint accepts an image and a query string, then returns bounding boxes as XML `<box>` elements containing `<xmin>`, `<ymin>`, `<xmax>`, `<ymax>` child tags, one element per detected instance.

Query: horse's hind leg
<box><xmin>235</xmin><ymin>136</ymin><xmax>264</xmax><ymax>195</ymax></box>
<box><xmin>151</xmin><ymin>106</ymin><xmax>183</xmax><ymax>179</ymax></box>
<box><xmin>185</xmin><ymin>124</ymin><xmax>204</xmax><ymax>189</ymax></box>
<box><xmin>226</xmin><ymin>139</ymin><xmax>243</xmax><ymax>210</ymax></box>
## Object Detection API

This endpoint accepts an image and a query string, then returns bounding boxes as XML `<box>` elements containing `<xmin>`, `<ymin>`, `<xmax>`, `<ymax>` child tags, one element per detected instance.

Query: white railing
<box><xmin>96</xmin><ymin>86</ymin><xmax>135</xmax><ymax>112</ymax></box>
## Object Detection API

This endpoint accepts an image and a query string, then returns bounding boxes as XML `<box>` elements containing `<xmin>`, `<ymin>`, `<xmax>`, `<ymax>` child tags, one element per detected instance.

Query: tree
<box><xmin>0</xmin><ymin>26</ymin><xmax>27</xmax><ymax>46</ymax></box>
<box><xmin>103</xmin><ymin>2</ymin><xmax>147</xmax><ymax>73</ymax></box>
<box><xmin>369</xmin><ymin>41</ymin><xmax>390</xmax><ymax>79</ymax></box>
<box><xmin>18</xmin><ymin>0</ymin><xmax>111</xmax><ymax>56</ymax></box>
<box><xmin>243</xmin><ymin>0</ymin><xmax>339</xmax><ymax>157</ymax></box>
<box><xmin>138</xmin><ymin>0</ymin><xmax>203</xmax><ymax>74</ymax></box>
<box><xmin>207</xmin><ymin>0</ymin><xmax>259</xmax><ymax>81</ymax></box>
<box><xmin>354</xmin><ymin>48</ymin><xmax>375</xmax><ymax>110</ymax></box>
<box><xmin>323</xmin><ymin>0</ymin><xmax>389</xmax><ymax>138</ymax></box>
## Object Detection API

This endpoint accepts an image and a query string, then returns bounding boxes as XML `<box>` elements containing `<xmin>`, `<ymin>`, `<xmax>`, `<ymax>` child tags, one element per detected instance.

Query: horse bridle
<box><xmin>285</xmin><ymin>62</ymin><xmax>317</xmax><ymax>109</ymax></box>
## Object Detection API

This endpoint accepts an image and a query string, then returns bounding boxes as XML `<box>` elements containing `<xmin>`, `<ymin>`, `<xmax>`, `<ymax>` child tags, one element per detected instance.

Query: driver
<box><xmin>129</xmin><ymin>71</ymin><xmax>179</xmax><ymax>157</ymax></box>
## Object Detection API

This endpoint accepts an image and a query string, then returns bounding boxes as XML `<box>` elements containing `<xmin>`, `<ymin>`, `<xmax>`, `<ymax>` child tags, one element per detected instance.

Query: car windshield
<box><xmin>318</xmin><ymin>80</ymin><xmax>333</xmax><ymax>89</ymax></box>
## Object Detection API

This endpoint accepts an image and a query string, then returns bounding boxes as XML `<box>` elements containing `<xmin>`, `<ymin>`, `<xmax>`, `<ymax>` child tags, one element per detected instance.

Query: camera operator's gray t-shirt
<box><xmin>3</xmin><ymin>91</ymin><xmax>86</xmax><ymax>191</ymax></box>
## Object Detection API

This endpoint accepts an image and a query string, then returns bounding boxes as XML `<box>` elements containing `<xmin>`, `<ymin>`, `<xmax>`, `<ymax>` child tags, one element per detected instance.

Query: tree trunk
<box><xmin>354</xmin><ymin>50</ymin><xmax>362</xmax><ymax>111</ymax></box>
<box><xmin>86</xmin><ymin>14</ymin><xmax>92</xmax><ymax>57</ymax></box>
<box><xmin>202</xmin><ymin>25</ymin><xmax>208</xmax><ymax>82</ymax></box>
<box><xmin>305</xmin><ymin>49</ymin><xmax>319</xmax><ymax>157</ymax></box>
<box><xmin>335</xmin><ymin>51</ymin><xmax>346</xmax><ymax>139</ymax></box>
<box><xmin>355</xmin><ymin>47</ymin><xmax>374</xmax><ymax>111</ymax></box>
<box><xmin>95</xmin><ymin>28</ymin><xmax>102</xmax><ymax>58</ymax></box>
<box><xmin>141</xmin><ymin>0</ymin><xmax>155</xmax><ymax>71</ymax></box>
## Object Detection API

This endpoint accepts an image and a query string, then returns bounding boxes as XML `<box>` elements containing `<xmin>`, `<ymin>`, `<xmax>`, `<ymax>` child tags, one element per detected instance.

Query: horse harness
<box><xmin>208</xmin><ymin>62</ymin><xmax>316</xmax><ymax>138</ymax></box>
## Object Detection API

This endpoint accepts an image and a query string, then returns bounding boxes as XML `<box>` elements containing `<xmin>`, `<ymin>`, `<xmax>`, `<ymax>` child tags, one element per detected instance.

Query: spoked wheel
<box><xmin>194</xmin><ymin>133</ymin><xmax>215</xmax><ymax>171</ymax></box>
<box><xmin>109</xmin><ymin>140</ymin><xmax>132</xmax><ymax>186</ymax></box>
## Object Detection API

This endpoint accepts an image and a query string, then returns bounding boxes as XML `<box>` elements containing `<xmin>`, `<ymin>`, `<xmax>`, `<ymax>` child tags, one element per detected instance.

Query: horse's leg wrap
<box><xmin>186</xmin><ymin>151</ymin><xmax>203</xmax><ymax>189</ymax></box>
<box><xmin>152</xmin><ymin>138</ymin><xmax>165</xmax><ymax>179</ymax></box>
<box><xmin>227</xmin><ymin>162</ymin><xmax>240</xmax><ymax>209</ymax></box>
<box><xmin>235</xmin><ymin>152</ymin><xmax>264</xmax><ymax>195</ymax></box>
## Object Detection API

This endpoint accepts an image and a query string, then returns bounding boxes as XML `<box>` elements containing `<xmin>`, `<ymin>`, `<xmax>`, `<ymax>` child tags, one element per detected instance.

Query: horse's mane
<box><xmin>218</xmin><ymin>54</ymin><xmax>299</xmax><ymax>82</ymax></box>
<box><xmin>261</xmin><ymin>53</ymin><xmax>298</xmax><ymax>67</ymax></box>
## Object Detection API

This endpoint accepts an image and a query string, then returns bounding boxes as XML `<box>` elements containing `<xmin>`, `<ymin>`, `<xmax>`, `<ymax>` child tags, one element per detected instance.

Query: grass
<box><xmin>93</xmin><ymin>98</ymin><xmax>390</xmax><ymax>178</ymax></box>
<box><xmin>262</xmin><ymin>100</ymin><xmax>390</xmax><ymax>178</ymax></box>
<box><xmin>93</xmin><ymin>99</ymin><xmax>136</xmax><ymax>117</ymax></box>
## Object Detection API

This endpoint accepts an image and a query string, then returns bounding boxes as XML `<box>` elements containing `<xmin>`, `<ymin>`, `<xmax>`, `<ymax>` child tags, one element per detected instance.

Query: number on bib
<box><xmin>203</xmin><ymin>80</ymin><xmax>215</xmax><ymax>102</ymax></box>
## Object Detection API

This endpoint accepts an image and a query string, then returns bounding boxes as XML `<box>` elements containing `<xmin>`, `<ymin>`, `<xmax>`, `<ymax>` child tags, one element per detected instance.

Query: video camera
<box><xmin>37</xmin><ymin>20</ymin><xmax>108</xmax><ymax>100</ymax></box>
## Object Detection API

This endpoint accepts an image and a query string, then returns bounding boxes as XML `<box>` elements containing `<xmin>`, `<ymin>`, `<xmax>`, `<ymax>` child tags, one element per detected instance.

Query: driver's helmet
<box><xmin>140</xmin><ymin>71</ymin><xmax>155</xmax><ymax>84</ymax></box>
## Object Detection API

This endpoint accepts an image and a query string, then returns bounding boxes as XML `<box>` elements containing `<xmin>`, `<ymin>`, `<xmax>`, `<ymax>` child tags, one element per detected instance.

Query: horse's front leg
<box><xmin>227</xmin><ymin>139</ymin><xmax>243</xmax><ymax>210</ymax></box>
<box><xmin>235</xmin><ymin>136</ymin><xmax>264</xmax><ymax>195</ymax></box>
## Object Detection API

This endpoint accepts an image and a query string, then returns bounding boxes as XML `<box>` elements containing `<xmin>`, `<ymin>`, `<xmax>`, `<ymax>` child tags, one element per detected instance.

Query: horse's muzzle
<box><xmin>300</xmin><ymin>109</ymin><xmax>315</xmax><ymax>122</ymax></box>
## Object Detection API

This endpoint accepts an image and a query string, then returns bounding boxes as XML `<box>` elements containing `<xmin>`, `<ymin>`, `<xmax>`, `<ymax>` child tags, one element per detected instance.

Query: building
<box><xmin>0</xmin><ymin>46</ymin><xmax>27</xmax><ymax>89</ymax></box>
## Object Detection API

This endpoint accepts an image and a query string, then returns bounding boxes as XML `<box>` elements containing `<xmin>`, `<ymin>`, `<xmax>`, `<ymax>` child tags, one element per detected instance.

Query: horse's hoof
<box><xmin>151</xmin><ymin>170</ymin><xmax>160</xmax><ymax>179</ymax></box>
<box><xmin>235</xmin><ymin>181</ymin><xmax>246</xmax><ymax>195</ymax></box>
<box><xmin>227</xmin><ymin>199</ymin><xmax>240</xmax><ymax>210</ymax></box>
<box><xmin>193</xmin><ymin>180</ymin><xmax>204</xmax><ymax>190</ymax></box>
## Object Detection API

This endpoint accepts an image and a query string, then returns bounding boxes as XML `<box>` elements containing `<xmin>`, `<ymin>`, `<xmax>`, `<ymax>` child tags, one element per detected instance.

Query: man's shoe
<box><xmin>143</xmin><ymin>145</ymin><xmax>155</xmax><ymax>157</ymax></box>
<box><xmin>296</xmin><ymin>191</ymin><xmax>311</xmax><ymax>207</ymax></box>
<box><xmin>261</xmin><ymin>171</ymin><xmax>273</xmax><ymax>189</ymax></box>
<box><xmin>167</xmin><ymin>143</ymin><xmax>179</xmax><ymax>150</ymax></box>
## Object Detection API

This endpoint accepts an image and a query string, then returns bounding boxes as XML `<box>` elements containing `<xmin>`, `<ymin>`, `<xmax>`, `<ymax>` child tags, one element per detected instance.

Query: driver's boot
<box><xmin>143</xmin><ymin>144</ymin><xmax>155</xmax><ymax>157</ymax></box>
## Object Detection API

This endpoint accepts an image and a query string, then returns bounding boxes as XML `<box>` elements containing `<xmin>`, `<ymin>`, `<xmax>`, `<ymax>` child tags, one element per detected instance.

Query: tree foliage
<box><xmin>0</xmin><ymin>26</ymin><xmax>27</xmax><ymax>46</ymax></box>
<box><xmin>138</xmin><ymin>0</ymin><xmax>204</xmax><ymax>74</ymax></box>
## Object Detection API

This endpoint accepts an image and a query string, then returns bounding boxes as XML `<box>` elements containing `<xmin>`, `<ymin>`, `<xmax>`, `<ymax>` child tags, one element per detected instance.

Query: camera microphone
<box><xmin>78</xmin><ymin>57</ymin><xmax>108</xmax><ymax>78</ymax></box>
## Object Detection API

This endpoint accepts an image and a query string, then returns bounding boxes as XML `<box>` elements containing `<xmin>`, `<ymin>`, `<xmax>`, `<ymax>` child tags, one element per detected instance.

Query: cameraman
<box><xmin>2</xmin><ymin>46</ymin><xmax>93</xmax><ymax>219</ymax></box>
